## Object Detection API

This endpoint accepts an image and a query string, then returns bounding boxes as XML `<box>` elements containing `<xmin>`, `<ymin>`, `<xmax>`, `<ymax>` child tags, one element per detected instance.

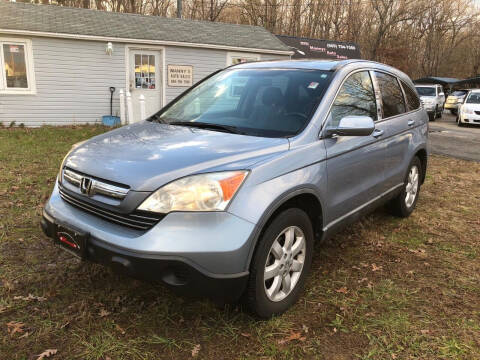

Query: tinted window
<box><xmin>452</xmin><ymin>91</ymin><xmax>467</xmax><ymax>96</ymax></box>
<box><xmin>375</xmin><ymin>72</ymin><xmax>406</xmax><ymax>118</ymax></box>
<box><xmin>400</xmin><ymin>80</ymin><xmax>420</xmax><ymax>111</ymax></box>
<box><xmin>415</xmin><ymin>87</ymin><xmax>436</xmax><ymax>96</ymax></box>
<box><xmin>329</xmin><ymin>71</ymin><xmax>377</xmax><ymax>127</ymax></box>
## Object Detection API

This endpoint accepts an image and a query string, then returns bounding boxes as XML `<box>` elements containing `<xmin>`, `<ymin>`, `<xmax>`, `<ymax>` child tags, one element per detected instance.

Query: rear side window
<box><xmin>329</xmin><ymin>71</ymin><xmax>377</xmax><ymax>127</ymax></box>
<box><xmin>374</xmin><ymin>72</ymin><xmax>406</xmax><ymax>118</ymax></box>
<box><xmin>400</xmin><ymin>81</ymin><xmax>420</xmax><ymax>111</ymax></box>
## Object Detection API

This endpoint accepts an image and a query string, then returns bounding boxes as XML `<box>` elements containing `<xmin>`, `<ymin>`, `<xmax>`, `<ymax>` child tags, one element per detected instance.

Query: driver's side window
<box><xmin>329</xmin><ymin>71</ymin><xmax>377</xmax><ymax>127</ymax></box>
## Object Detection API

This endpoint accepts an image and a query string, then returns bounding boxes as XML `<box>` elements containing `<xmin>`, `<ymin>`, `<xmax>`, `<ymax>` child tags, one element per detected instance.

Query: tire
<box><xmin>451</xmin><ymin>109</ymin><xmax>457</xmax><ymax>116</ymax></box>
<box><xmin>437</xmin><ymin>107</ymin><xmax>442</xmax><ymax>118</ymax></box>
<box><xmin>428</xmin><ymin>112</ymin><xmax>435</xmax><ymax>122</ymax></box>
<box><xmin>458</xmin><ymin>120</ymin><xmax>464</xmax><ymax>127</ymax></box>
<box><xmin>388</xmin><ymin>157</ymin><xmax>422</xmax><ymax>218</ymax></box>
<box><xmin>246</xmin><ymin>208</ymin><xmax>314</xmax><ymax>318</ymax></box>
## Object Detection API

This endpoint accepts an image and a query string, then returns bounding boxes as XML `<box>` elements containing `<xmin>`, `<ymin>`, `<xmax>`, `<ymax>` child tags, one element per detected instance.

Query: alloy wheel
<box><xmin>263</xmin><ymin>226</ymin><xmax>306</xmax><ymax>302</ymax></box>
<box><xmin>405</xmin><ymin>165</ymin><xmax>419</xmax><ymax>208</ymax></box>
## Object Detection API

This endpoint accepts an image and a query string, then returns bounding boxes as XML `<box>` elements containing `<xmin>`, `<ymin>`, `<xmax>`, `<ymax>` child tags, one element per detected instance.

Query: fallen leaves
<box><xmin>191</xmin><ymin>344</ymin><xmax>201</xmax><ymax>358</ymax></box>
<box><xmin>115</xmin><ymin>324</ymin><xmax>126</xmax><ymax>335</ymax></box>
<box><xmin>408</xmin><ymin>248</ymin><xmax>427</xmax><ymax>257</ymax></box>
<box><xmin>277</xmin><ymin>332</ymin><xmax>306</xmax><ymax>345</ymax></box>
<box><xmin>6</xmin><ymin>321</ymin><xmax>25</xmax><ymax>336</ymax></box>
<box><xmin>98</xmin><ymin>309</ymin><xmax>110</xmax><ymax>318</ymax></box>
<box><xmin>14</xmin><ymin>294</ymin><xmax>47</xmax><ymax>302</ymax></box>
<box><xmin>36</xmin><ymin>349</ymin><xmax>57</xmax><ymax>360</ymax></box>
<box><xmin>335</xmin><ymin>287</ymin><xmax>348</xmax><ymax>294</ymax></box>
<box><xmin>371</xmin><ymin>263</ymin><xmax>382</xmax><ymax>272</ymax></box>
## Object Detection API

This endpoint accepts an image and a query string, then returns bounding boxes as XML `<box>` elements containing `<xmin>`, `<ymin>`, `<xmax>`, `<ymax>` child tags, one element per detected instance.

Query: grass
<box><xmin>1</xmin><ymin>125</ymin><xmax>479</xmax><ymax>359</ymax></box>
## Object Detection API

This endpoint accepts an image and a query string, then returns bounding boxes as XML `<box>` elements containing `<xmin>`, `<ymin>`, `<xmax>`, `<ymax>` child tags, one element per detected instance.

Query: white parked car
<box><xmin>458</xmin><ymin>89</ymin><xmax>480</xmax><ymax>126</ymax></box>
<box><xmin>415</xmin><ymin>84</ymin><xmax>445</xmax><ymax>121</ymax></box>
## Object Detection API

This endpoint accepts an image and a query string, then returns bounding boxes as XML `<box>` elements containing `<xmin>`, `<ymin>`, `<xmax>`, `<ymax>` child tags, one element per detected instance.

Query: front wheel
<box><xmin>437</xmin><ymin>107</ymin><xmax>443</xmax><ymax>118</ymax></box>
<box><xmin>246</xmin><ymin>208</ymin><xmax>314</xmax><ymax>318</ymax></box>
<box><xmin>388</xmin><ymin>157</ymin><xmax>422</xmax><ymax>218</ymax></box>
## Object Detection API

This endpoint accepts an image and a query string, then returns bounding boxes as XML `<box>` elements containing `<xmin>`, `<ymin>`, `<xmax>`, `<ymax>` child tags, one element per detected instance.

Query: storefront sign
<box><xmin>167</xmin><ymin>65</ymin><xmax>193</xmax><ymax>87</ymax></box>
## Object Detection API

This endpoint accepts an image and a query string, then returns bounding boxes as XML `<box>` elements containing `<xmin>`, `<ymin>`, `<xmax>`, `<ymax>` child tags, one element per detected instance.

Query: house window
<box><xmin>0</xmin><ymin>39</ymin><xmax>36</xmax><ymax>94</ymax></box>
<box><xmin>227</xmin><ymin>52</ymin><xmax>261</xmax><ymax>66</ymax></box>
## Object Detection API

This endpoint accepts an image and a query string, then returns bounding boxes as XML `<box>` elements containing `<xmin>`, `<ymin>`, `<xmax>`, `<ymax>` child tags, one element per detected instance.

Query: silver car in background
<box><xmin>42</xmin><ymin>60</ymin><xmax>428</xmax><ymax>317</ymax></box>
<box><xmin>415</xmin><ymin>84</ymin><xmax>445</xmax><ymax>121</ymax></box>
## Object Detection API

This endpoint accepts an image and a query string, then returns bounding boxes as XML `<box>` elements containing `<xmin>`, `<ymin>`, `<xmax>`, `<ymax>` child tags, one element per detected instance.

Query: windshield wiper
<box><xmin>168</xmin><ymin>121</ymin><xmax>246</xmax><ymax>135</ymax></box>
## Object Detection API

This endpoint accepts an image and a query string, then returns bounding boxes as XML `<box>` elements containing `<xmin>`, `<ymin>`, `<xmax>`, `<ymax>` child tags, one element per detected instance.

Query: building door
<box><xmin>129</xmin><ymin>49</ymin><xmax>162</xmax><ymax>122</ymax></box>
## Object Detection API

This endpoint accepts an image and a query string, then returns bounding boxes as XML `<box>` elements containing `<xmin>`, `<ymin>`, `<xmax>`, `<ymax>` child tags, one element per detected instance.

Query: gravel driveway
<box><xmin>428</xmin><ymin>112</ymin><xmax>480</xmax><ymax>162</ymax></box>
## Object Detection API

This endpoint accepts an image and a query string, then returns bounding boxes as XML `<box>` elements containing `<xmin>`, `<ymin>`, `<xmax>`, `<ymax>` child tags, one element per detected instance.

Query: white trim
<box><xmin>0</xmin><ymin>37</ymin><xmax>36</xmax><ymax>95</ymax></box>
<box><xmin>226</xmin><ymin>51</ymin><xmax>262</xmax><ymax>66</ymax></box>
<box><xmin>125</xmin><ymin>44</ymin><xmax>166</xmax><ymax>108</ymax></box>
<box><xmin>0</xmin><ymin>29</ymin><xmax>293</xmax><ymax>56</ymax></box>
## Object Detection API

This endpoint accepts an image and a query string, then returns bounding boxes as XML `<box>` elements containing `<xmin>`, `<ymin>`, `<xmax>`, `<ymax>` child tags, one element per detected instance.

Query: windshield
<box><xmin>451</xmin><ymin>91</ymin><xmax>467</xmax><ymax>97</ymax></box>
<box><xmin>466</xmin><ymin>93</ymin><xmax>480</xmax><ymax>104</ymax></box>
<box><xmin>415</xmin><ymin>87</ymin><xmax>436</xmax><ymax>96</ymax></box>
<box><xmin>154</xmin><ymin>68</ymin><xmax>332</xmax><ymax>137</ymax></box>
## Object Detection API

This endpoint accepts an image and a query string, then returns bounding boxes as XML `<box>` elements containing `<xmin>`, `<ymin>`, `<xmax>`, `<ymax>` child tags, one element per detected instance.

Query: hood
<box><xmin>65</xmin><ymin>121</ymin><xmax>289</xmax><ymax>191</ymax></box>
<box><xmin>462</xmin><ymin>103</ymin><xmax>480</xmax><ymax>110</ymax></box>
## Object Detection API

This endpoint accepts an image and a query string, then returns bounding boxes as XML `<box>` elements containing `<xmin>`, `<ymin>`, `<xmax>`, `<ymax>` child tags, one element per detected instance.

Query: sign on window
<box><xmin>167</xmin><ymin>65</ymin><xmax>193</xmax><ymax>87</ymax></box>
<box><xmin>3</xmin><ymin>44</ymin><xmax>28</xmax><ymax>88</ymax></box>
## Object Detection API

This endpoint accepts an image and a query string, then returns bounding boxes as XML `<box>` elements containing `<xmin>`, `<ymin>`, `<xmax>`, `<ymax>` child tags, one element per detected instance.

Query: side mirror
<box><xmin>439</xmin><ymin>92</ymin><xmax>445</xmax><ymax>97</ymax></box>
<box><xmin>324</xmin><ymin>116</ymin><xmax>375</xmax><ymax>137</ymax></box>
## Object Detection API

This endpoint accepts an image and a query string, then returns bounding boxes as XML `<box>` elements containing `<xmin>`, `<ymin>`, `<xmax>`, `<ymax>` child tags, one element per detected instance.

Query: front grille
<box><xmin>59</xmin><ymin>188</ymin><xmax>164</xmax><ymax>231</ymax></box>
<box><xmin>475</xmin><ymin>111</ymin><xmax>480</xmax><ymax>115</ymax></box>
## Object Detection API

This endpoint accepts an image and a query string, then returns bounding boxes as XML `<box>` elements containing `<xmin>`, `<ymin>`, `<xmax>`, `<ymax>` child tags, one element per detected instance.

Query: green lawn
<box><xmin>1</xmin><ymin>126</ymin><xmax>479</xmax><ymax>359</ymax></box>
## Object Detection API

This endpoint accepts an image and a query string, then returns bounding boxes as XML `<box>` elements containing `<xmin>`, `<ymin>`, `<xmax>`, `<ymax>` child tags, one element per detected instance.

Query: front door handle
<box><xmin>408</xmin><ymin>119</ymin><xmax>415</xmax><ymax>126</ymax></box>
<box><xmin>372</xmin><ymin>129</ymin><xmax>384</xmax><ymax>138</ymax></box>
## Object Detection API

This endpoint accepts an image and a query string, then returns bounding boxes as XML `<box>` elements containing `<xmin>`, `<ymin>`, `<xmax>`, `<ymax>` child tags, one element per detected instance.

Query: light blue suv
<box><xmin>42</xmin><ymin>60</ymin><xmax>428</xmax><ymax>317</ymax></box>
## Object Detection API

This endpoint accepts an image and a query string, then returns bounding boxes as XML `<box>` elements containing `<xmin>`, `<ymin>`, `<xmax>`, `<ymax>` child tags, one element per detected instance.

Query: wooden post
<box><xmin>119</xmin><ymin>89</ymin><xmax>126</xmax><ymax>125</ymax></box>
<box><xmin>139</xmin><ymin>94</ymin><xmax>146</xmax><ymax>121</ymax></box>
<box><xmin>126</xmin><ymin>90</ymin><xmax>134</xmax><ymax>124</ymax></box>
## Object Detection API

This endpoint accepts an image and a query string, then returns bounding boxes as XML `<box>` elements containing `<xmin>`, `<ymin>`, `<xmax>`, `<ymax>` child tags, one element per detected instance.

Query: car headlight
<box><xmin>462</xmin><ymin>107</ymin><xmax>473</xmax><ymax>114</ymax></box>
<box><xmin>138</xmin><ymin>171</ymin><xmax>249</xmax><ymax>213</ymax></box>
<box><xmin>58</xmin><ymin>140</ymin><xmax>87</xmax><ymax>184</ymax></box>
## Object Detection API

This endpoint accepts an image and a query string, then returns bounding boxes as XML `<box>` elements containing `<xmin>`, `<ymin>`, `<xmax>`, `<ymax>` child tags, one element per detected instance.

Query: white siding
<box><xmin>0</xmin><ymin>36</ymin><xmax>125</xmax><ymax>126</ymax></box>
<box><xmin>164</xmin><ymin>47</ymin><xmax>289</xmax><ymax>104</ymax></box>
<box><xmin>164</xmin><ymin>46</ymin><xmax>226</xmax><ymax>103</ymax></box>
<box><xmin>0</xmin><ymin>35</ymin><xmax>289</xmax><ymax>126</ymax></box>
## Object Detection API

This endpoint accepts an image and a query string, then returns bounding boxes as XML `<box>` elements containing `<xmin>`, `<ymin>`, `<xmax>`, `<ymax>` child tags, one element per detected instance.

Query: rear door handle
<box><xmin>372</xmin><ymin>129</ymin><xmax>384</xmax><ymax>138</ymax></box>
<box><xmin>408</xmin><ymin>119</ymin><xmax>415</xmax><ymax>126</ymax></box>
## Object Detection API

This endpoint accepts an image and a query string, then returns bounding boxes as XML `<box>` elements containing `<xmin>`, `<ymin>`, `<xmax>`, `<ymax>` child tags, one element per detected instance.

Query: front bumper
<box><xmin>459</xmin><ymin>112</ymin><xmax>480</xmax><ymax>125</ymax></box>
<box><xmin>42</xmin><ymin>183</ymin><xmax>256</xmax><ymax>300</ymax></box>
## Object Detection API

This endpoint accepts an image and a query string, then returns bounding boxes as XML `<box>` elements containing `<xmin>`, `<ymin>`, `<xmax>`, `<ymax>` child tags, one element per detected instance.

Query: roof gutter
<box><xmin>0</xmin><ymin>28</ymin><xmax>294</xmax><ymax>56</ymax></box>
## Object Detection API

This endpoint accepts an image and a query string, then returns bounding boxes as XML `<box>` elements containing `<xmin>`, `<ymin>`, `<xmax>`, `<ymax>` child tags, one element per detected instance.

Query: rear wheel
<box><xmin>246</xmin><ymin>208</ymin><xmax>313</xmax><ymax>318</ymax></box>
<box><xmin>388</xmin><ymin>157</ymin><xmax>422</xmax><ymax>218</ymax></box>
